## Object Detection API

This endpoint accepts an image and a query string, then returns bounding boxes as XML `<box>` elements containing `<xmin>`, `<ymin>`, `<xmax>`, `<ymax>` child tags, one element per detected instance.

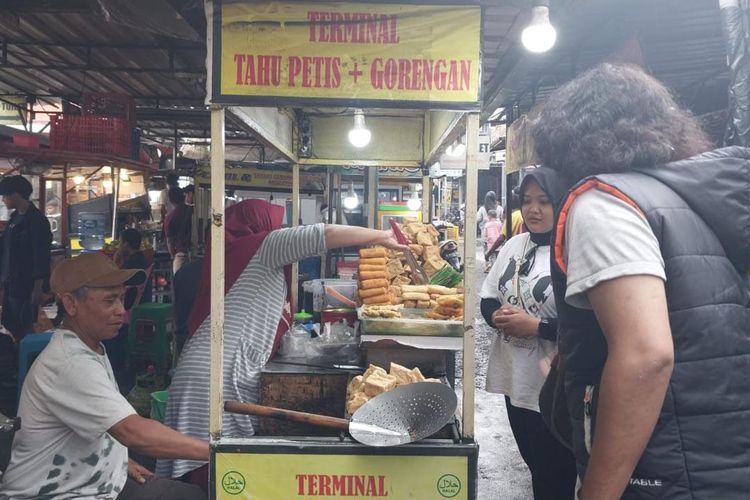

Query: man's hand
<box><xmin>127</xmin><ymin>458</ymin><xmax>154</xmax><ymax>484</ymax></box>
<box><xmin>492</xmin><ymin>305</ymin><xmax>539</xmax><ymax>338</ymax></box>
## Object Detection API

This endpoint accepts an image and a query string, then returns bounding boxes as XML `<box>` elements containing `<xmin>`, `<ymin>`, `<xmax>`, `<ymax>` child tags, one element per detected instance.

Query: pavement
<box><xmin>455</xmin><ymin>246</ymin><xmax>533</xmax><ymax>500</ymax></box>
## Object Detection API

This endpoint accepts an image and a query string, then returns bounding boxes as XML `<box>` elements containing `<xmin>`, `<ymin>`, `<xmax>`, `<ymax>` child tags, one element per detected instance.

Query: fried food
<box><xmin>360</xmin><ymin>258</ymin><xmax>387</xmax><ymax>266</ymax></box>
<box><xmin>403</xmin><ymin>300</ymin><xmax>417</xmax><ymax>308</ymax></box>
<box><xmin>436</xmin><ymin>295</ymin><xmax>464</xmax><ymax>308</ymax></box>
<box><xmin>416</xmin><ymin>300</ymin><xmax>432</xmax><ymax>308</ymax></box>
<box><xmin>416</xmin><ymin>231</ymin><xmax>434</xmax><ymax>247</ymax></box>
<box><xmin>359</xmin><ymin>271</ymin><xmax>388</xmax><ymax>281</ymax></box>
<box><xmin>409</xmin><ymin>244</ymin><xmax>424</xmax><ymax>257</ymax></box>
<box><xmin>363</xmin><ymin>304</ymin><xmax>404</xmax><ymax>317</ymax></box>
<box><xmin>361</xmin><ymin>278</ymin><xmax>389</xmax><ymax>290</ymax></box>
<box><xmin>427</xmin><ymin>284</ymin><xmax>457</xmax><ymax>295</ymax></box>
<box><xmin>386</xmin><ymin>259</ymin><xmax>404</xmax><ymax>279</ymax></box>
<box><xmin>363</xmin><ymin>294</ymin><xmax>390</xmax><ymax>305</ymax></box>
<box><xmin>401</xmin><ymin>285</ymin><xmax>428</xmax><ymax>293</ymax></box>
<box><xmin>359</xmin><ymin>264</ymin><xmax>387</xmax><ymax>272</ymax></box>
<box><xmin>359</xmin><ymin>287</ymin><xmax>388</xmax><ymax>299</ymax></box>
<box><xmin>360</xmin><ymin>247</ymin><xmax>387</xmax><ymax>259</ymax></box>
<box><xmin>402</xmin><ymin>292</ymin><xmax>431</xmax><ymax>301</ymax></box>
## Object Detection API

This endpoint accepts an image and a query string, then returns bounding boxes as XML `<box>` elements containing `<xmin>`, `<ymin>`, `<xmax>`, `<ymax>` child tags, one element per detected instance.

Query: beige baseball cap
<box><xmin>51</xmin><ymin>252</ymin><xmax>146</xmax><ymax>295</ymax></box>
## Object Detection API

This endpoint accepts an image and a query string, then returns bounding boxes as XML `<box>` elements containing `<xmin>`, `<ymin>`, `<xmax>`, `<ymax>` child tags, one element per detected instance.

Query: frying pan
<box><xmin>224</xmin><ymin>382</ymin><xmax>457</xmax><ymax>447</ymax></box>
<box><xmin>389</xmin><ymin>218</ymin><xmax>429</xmax><ymax>285</ymax></box>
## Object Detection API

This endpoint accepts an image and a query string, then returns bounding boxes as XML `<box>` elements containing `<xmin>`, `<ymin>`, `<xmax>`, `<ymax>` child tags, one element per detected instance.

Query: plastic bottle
<box><xmin>279</xmin><ymin>311</ymin><xmax>314</xmax><ymax>358</ymax></box>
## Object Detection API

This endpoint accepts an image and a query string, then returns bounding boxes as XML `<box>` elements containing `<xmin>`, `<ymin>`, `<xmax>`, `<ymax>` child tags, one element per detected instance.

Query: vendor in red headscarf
<box><xmin>156</xmin><ymin>200</ymin><xmax>406</xmax><ymax>484</ymax></box>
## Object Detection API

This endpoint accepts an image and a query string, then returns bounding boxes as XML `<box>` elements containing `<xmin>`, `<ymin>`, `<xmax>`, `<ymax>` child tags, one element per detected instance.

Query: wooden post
<box><xmin>462</xmin><ymin>112</ymin><xmax>480</xmax><ymax>441</ymax></box>
<box><xmin>209</xmin><ymin>107</ymin><xmax>226</xmax><ymax>440</ymax></box>
<box><xmin>291</xmin><ymin>163</ymin><xmax>300</xmax><ymax>311</ymax></box>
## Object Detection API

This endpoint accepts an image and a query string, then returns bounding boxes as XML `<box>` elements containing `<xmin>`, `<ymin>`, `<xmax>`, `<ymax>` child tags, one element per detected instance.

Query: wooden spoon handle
<box><xmin>224</xmin><ymin>400</ymin><xmax>350</xmax><ymax>431</ymax></box>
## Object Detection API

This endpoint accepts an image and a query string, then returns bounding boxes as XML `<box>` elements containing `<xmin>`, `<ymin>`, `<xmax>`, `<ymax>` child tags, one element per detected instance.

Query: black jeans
<box><xmin>117</xmin><ymin>477</ymin><xmax>206</xmax><ymax>500</ymax></box>
<box><xmin>505</xmin><ymin>396</ymin><xmax>578</xmax><ymax>500</ymax></box>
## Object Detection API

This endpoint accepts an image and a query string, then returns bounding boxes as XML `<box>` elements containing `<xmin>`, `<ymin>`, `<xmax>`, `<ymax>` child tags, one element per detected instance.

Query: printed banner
<box><xmin>212</xmin><ymin>1</ymin><xmax>481</xmax><ymax>108</ymax></box>
<box><xmin>0</xmin><ymin>96</ymin><xmax>25</xmax><ymax>124</ymax></box>
<box><xmin>215</xmin><ymin>452</ymin><xmax>468</xmax><ymax>499</ymax></box>
<box><xmin>196</xmin><ymin>164</ymin><xmax>326</xmax><ymax>191</ymax></box>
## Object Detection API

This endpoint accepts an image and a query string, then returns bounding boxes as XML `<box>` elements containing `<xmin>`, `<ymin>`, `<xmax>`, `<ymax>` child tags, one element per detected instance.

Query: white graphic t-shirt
<box><xmin>1</xmin><ymin>329</ymin><xmax>135</xmax><ymax>499</ymax></box>
<box><xmin>480</xmin><ymin>232</ymin><xmax>557</xmax><ymax>412</ymax></box>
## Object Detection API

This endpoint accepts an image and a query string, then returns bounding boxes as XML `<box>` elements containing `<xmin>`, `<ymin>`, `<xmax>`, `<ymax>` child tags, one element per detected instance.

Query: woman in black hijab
<box><xmin>479</xmin><ymin>167</ymin><xmax>575</xmax><ymax>500</ymax></box>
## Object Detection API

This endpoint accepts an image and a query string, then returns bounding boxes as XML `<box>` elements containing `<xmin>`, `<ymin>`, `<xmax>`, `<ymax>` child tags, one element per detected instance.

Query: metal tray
<box><xmin>358</xmin><ymin>308</ymin><xmax>464</xmax><ymax>337</ymax></box>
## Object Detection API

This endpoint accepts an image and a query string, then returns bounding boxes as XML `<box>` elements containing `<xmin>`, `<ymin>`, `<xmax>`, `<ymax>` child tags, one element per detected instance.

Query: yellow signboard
<box><xmin>196</xmin><ymin>165</ymin><xmax>326</xmax><ymax>191</ymax></box>
<box><xmin>0</xmin><ymin>96</ymin><xmax>25</xmax><ymax>124</ymax></box>
<box><xmin>215</xmin><ymin>453</ymin><xmax>468</xmax><ymax>499</ymax></box>
<box><xmin>211</xmin><ymin>1</ymin><xmax>481</xmax><ymax>108</ymax></box>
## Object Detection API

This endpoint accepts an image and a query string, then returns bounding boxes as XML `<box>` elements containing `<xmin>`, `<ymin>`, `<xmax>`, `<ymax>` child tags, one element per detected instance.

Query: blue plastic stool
<box><xmin>18</xmin><ymin>332</ymin><xmax>53</xmax><ymax>396</ymax></box>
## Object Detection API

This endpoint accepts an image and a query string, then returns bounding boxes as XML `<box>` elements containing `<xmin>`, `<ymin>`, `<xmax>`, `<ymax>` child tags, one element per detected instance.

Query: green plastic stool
<box><xmin>127</xmin><ymin>303</ymin><xmax>175</xmax><ymax>375</ymax></box>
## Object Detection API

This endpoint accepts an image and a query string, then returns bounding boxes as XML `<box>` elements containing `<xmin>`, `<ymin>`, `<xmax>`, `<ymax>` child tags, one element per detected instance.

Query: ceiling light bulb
<box><xmin>73</xmin><ymin>175</ymin><xmax>85</xmax><ymax>185</ymax></box>
<box><xmin>522</xmin><ymin>5</ymin><xmax>557</xmax><ymax>53</ymax></box>
<box><xmin>103</xmin><ymin>179</ymin><xmax>113</xmax><ymax>191</ymax></box>
<box><xmin>101</xmin><ymin>166</ymin><xmax>111</xmax><ymax>174</ymax></box>
<box><xmin>120</xmin><ymin>170</ymin><xmax>131</xmax><ymax>181</ymax></box>
<box><xmin>348</xmin><ymin>109</ymin><xmax>371</xmax><ymax>148</ymax></box>
<box><xmin>447</xmin><ymin>139</ymin><xmax>466</xmax><ymax>157</ymax></box>
<box><xmin>343</xmin><ymin>193</ymin><xmax>360</xmax><ymax>210</ymax></box>
<box><xmin>407</xmin><ymin>197</ymin><xmax>422</xmax><ymax>211</ymax></box>
<box><xmin>343</xmin><ymin>182</ymin><xmax>360</xmax><ymax>209</ymax></box>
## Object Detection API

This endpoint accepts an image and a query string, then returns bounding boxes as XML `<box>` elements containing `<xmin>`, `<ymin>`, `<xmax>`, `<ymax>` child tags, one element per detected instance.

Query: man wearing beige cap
<box><xmin>1</xmin><ymin>253</ymin><xmax>207</xmax><ymax>500</ymax></box>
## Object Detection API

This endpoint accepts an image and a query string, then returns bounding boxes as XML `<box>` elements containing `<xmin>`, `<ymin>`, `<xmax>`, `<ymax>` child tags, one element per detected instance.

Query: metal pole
<box><xmin>62</xmin><ymin>164</ymin><xmax>68</xmax><ymax>250</ymax></box>
<box><xmin>208</xmin><ymin>107</ymin><xmax>226</xmax><ymax>440</ymax></box>
<box><xmin>111</xmin><ymin>167</ymin><xmax>120</xmax><ymax>239</ymax></box>
<box><xmin>462</xmin><ymin>112</ymin><xmax>480</xmax><ymax>441</ymax></box>
<box><xmin>421</xmin><ymin>174</ymin><xmax>430</xmax><ymax>223</ymax></box>
<box><xmin>291</xmin><ymin>163</ymin><xmax>300</xmax><ymax>311</ymax></box>
<box><xmin>367</xmin><ymin>167</ymin><xmax>377</xmax><ymax>229</ymax></box>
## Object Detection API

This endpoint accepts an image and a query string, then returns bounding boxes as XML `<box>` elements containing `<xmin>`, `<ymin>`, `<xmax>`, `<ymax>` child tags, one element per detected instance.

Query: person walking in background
<box><xmin>183</xmin><ymin>184</ymin><xmax>195</xmax><ymax>206</ymax></box>
<box><xmin>0</xmin><ymin>175</ymin><xmax>52</xmax><ymax>342</ymax></box>
<box><xmin>477</xmin><ymin>190</ymin><xmax>503</xmax><ymax>234</ymax></box>
<box><xmin>479</xmin><ymin>168</ymin><xmax>576</xmax><ymax>500</ymax></box>
<box><xmin>163</xmin><ymin>187</ymin><xmax>192</xmax><ymax>274</ymax></box>
<box><xmin>481</xmin><ymin>209</ymin><xmax>503</xmax><ymax>272</ymax></box>
<box><xmin>158</xmin><ymin>172</ymin><xmax>179</xmax><ymax>221</ymax></box>
<box><xmin>485</xmin><ymin>193</ymin><xmax>523</xmax><ymax>258</ymax></box>
<box><xmin>533</xmin><ymin>63</ymin><xmax>750</xmax><ymax>499</ymax></box>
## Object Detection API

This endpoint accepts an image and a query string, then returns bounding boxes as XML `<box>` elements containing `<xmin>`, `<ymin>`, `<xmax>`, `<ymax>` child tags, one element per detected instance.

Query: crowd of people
<box><xmin>1</xmin><ymin>62</ymin><xmax>749</xmax><ymax>500</ymax></box>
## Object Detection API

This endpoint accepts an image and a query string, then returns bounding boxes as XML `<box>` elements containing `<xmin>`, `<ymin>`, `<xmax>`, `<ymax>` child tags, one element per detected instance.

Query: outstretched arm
<box><xmin>324</xmin><ymin>225</ymin><xmax>406</xmax><ymax>252</ymax></box>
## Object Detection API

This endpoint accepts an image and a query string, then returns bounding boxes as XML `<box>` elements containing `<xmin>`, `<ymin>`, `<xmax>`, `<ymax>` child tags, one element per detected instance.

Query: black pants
<box><xmin>505</xmin><ymin>396</ymin><xmax>577</xmax><ymax>500</ymax></box>
<box><xmin>117</xmin><ymin>477</ymin><xmax>205</xmax><ymax>500</ymax></box>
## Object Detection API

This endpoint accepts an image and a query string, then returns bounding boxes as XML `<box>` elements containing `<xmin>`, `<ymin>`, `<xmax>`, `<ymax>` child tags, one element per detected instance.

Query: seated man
<box><xmin>0</xmin><ymin>253</ymin><xmax>207</xmax><ymax>500</ymax></box>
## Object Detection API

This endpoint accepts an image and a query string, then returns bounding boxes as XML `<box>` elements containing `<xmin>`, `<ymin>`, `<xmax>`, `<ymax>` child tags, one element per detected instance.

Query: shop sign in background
<box><xmin>212</xmin><ymin>1</ymin><xmax>481</xmax><ymax>108</ymax></box>
<box><xmin>0</xmin><ymin>96</ymin><xmax>25</xmax><ymax>125</ymax></box>
<box><xmin>196</xmin><ymin>164</ymin><xmax>326</xmax><ymax>191</ymax></box>
<box><xmin>215</xmin><ymin>452</ymin><xmax>468</xmax><ymax>499</ymax></box>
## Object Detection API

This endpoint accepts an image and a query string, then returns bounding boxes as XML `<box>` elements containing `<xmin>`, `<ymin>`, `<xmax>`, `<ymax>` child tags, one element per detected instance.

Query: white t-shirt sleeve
<box><xmin>42</xmin><ymin>358</ymin><xmax>136</xmax><ymax>442</ymax></box>
<box><xmin>564</xmin><ymin>189</ymin><xmax>666</xmax><ymax>309</ymax></box>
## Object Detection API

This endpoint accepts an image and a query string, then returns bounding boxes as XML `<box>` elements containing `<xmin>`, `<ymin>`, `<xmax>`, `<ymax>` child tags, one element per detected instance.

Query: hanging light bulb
<box><xmin>120</xmin><ymin>170</ymin><xmax>131</xmax><ymax>182</ymax></box>
<box><xmin>101</xmin><ymin>166</ymin><xmax>111</xmax><ymax>174</ymax></box>
<box><xmin>73</xmin><ymin>175</ymin><xmax>85</xmax><ymax>185</ymax></box>
<box><xmin>343</xmin><ymin>182</ymin><xmax>360</xmax><ymax>210</ymax></box>
<box><xmin>447</xmin><ymin>138</ymin><xmax>466</xmax><ymax>157</ymax></box>
<box><xmin>348</xmin><ymin>109</ymin><xmax>371</xmax><ymax>148</ymax></box>
<box><xmin>522</xmin><ymin>2</ymin><xmax>557</xmax><ymax>53</ymax></box>
<box><xmin>407</xmin><ymin>189</ymin><xmax>422</xmax><ymax>211</ymax></box>
<box><xmin>103</xmin><ymin>179</ymin><xmax>113</xmax><ymax>192</ymax></box>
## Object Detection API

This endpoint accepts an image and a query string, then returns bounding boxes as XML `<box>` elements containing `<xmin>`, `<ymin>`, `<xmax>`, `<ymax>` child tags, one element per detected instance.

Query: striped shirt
<box><xmin>156</xmin><ymin>224</ymin><xmax>326</xmax><ymax>478</ymax></box>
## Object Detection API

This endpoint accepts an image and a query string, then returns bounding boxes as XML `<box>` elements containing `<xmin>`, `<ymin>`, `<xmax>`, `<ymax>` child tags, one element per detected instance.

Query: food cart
<box><xmin>204</xmin><ymin>1</ymin><xmax>482</xmax><ymax>497</ymax></box>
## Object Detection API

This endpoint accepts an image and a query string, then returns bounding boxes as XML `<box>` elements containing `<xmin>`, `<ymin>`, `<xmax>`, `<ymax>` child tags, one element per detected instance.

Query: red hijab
<box><xmin>187</xmin><ymin>200</ymin><xmax>292</xmax><ymax>356</ymax></box>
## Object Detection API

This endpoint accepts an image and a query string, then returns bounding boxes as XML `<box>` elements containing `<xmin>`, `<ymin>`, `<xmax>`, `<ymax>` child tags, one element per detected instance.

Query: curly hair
<box><xmin>531</xmin><ymin>63</ymin><xmax>712</xmax><ymax>183</ymax></box>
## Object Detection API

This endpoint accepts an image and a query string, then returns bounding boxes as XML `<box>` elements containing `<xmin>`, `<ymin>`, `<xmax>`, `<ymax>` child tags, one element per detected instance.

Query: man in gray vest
<box><xmin>533</xmin><ymin>63</ymin><xmax>750</xmax><ymax>499</ymax></box>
